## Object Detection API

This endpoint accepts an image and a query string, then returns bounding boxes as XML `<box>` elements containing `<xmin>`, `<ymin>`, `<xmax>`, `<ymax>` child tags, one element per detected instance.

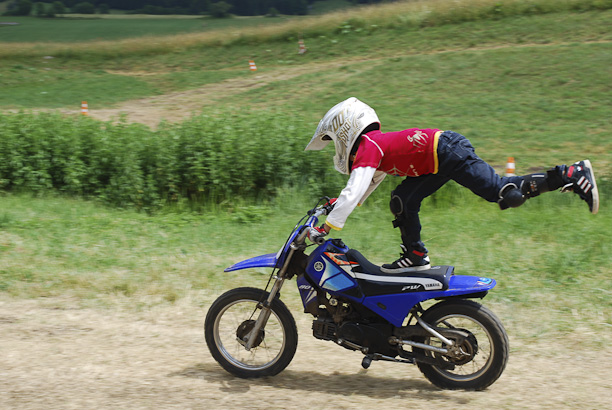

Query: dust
<box><xmin>1</xmin><ymin>295</ymin><xmax>611</xmax><ymax>410</ymax></box>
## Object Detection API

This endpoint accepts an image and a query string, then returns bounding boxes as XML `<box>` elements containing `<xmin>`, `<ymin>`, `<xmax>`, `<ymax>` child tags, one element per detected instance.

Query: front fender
<box><xmin>224</xmin><ymin>253</ymin><xmax>279</xmax><ymax>272</ymax></box>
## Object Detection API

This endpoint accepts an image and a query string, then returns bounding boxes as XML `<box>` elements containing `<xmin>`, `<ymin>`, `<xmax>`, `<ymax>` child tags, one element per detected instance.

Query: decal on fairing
<box><xmin>477</xmin><ymin>277</ymin><xmax>493</xmax><ymax>285</ymax></box>
<box><xmin>310</xmin><ymin>254</ymin><xmax>357</xmax><ymax>293</ymax></box>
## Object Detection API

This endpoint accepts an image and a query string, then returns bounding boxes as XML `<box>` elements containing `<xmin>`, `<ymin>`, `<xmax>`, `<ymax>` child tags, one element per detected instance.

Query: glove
<box><xmin>307</xmin><ymin>225</ymin><xmax>328</xmax><ymax>244</ymax></box>
<box><xmin>323</xmin><ymin>198</ymin><xmax>337</xmax><ymax>215</ymax></box>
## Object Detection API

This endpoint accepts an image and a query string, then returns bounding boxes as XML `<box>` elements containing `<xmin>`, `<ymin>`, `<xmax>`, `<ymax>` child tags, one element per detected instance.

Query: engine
<box><xmin>312</xmin><ymin>318</ymin><xmax>397</xmax><ymax>357</ymax></box>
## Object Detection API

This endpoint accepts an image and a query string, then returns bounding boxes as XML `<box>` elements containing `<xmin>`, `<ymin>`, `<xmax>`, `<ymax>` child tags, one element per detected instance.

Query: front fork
<box><xmin>243</xmin><ymin>231</ymin><xmax>307</xmax><ymax>350</ymax></box>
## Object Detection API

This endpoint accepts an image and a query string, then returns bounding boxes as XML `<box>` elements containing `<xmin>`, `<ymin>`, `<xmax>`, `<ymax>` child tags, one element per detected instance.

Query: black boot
<box><xmin>498</xmin><ymin>166</ymin><xmax>566</xmax><ymax>210</ymax></box>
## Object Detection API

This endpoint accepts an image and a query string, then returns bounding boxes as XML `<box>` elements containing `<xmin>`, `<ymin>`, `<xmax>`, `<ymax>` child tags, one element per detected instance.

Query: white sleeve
<box><xmin>358</xmin><ymin>170</ymin><xmax>386</xmax><ymax>205</ymax></box>
<box><xmin>325</xmin><ymin>167</ymin><xmax>377</xmax><ymax>230</ymax></box>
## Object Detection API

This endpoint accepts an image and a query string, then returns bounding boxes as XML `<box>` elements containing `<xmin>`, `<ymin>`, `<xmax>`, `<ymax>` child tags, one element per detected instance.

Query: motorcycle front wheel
<box><xmin>415</xmin><ymin>299</ymin><xmax>509</xmax><ymax>390</ymax></box>
<box><xmin>204</xmin><ymin>287</ymin><xmax>298</xmax><ymax>378</ymax></box>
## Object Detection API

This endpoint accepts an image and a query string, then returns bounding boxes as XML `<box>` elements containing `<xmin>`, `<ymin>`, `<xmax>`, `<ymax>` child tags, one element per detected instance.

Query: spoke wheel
<box><xmin>205</xmin><ymin>287</ymin><xmax>298</xmax><ymax>378</ymax></box>
<box><xmin>415</xmin><ymin>300</ymin><xmax>509</xmax><ymax>390</ymax></box>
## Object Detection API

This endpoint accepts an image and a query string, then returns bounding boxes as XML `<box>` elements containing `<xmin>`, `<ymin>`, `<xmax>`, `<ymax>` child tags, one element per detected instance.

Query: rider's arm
<box><xmin>358</xmin><ymin>170</ymin><xmax>386</xmax><ymax>206</ymax></box>
<box><xmin>324</xmin><ymin>166</ymin><xmax>377</xmax><ymax>231</ymax></box>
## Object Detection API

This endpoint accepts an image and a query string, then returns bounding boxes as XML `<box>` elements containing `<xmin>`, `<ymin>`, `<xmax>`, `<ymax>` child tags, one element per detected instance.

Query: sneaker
<box><xmin>380</xmin><ymin>244</ymin><xmax>431</xmax><ymax>273</ymax></box>
<box><xmin>563</xmin><ymin>160</ymin><xmax>599</xmax><ymax>214</ymax></box>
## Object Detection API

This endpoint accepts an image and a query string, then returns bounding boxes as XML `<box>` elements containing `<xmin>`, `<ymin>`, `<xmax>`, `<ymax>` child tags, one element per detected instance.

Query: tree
<box><xmin>209</xmin><ymin>1</ymin><xmax>231</xmax><ymax>17</ymax></box>
<box><xmin>190</xmin><ymin>0</ymin><xmax>209</xmax><ymax>14</ymax></box>
<box><xmin>12</xmin><ymin>0</ymin><xmax>33</xmax><ymax>16</ymax></box>
<box><xmin>51</xmin><ymin>1</ymin><xmax>66</xmax><ymax>15</ymax></box>
<box><xmin>73</xmin><ymin>1</ymin><xmax>95</xmax><ymax>13</ymax></box>
<box><xmin>98</xmin><ymin>3</ymin><xmax>110</xmax><ymax>14</ymax></box>
<box><xmin>33</xmin><ymin>1</ymin><xmax>46</xmax><ymax>16</ymax></box>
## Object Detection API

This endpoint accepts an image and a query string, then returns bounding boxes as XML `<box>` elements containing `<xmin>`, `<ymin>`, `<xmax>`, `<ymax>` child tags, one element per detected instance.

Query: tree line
<box><xmin>3</xmin><ymin>0</ymin><xmax>389</xmax><ymax>17</ymax></box>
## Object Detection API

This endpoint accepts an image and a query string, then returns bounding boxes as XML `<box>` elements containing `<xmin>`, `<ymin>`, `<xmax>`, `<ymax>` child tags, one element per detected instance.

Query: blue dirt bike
<box><xmin>205</xmin><ymin>198</ymin><xmax>509</xmax><ymax>390</ymax></box>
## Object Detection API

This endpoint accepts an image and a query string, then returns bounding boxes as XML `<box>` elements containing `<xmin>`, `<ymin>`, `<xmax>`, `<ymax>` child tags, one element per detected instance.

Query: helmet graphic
<box><xmin>305</xmin><ymin>97</ymin><xmax>380</xmax><ymax>174</ymax></box>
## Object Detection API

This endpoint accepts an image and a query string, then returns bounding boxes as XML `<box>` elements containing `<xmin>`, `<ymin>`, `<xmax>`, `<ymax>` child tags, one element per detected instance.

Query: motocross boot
<box><xmin>562</xmin><ymin>160</ymin><xmax>599</xmax><ymax>214</ymax></box>
<box><xmin>380</xmin><ymin>243</ymin><xmax>430</xmax><ymax>274</ymax></box>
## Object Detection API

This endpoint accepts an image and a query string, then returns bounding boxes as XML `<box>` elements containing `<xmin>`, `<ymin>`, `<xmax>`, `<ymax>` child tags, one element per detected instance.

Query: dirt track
<box><xmin>1</xmin><ymin>295</ymin><xmax>611</xmax><ymax>410</ymax></box>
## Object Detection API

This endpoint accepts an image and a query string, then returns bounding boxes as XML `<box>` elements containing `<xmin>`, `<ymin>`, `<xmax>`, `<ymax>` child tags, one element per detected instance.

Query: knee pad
<box><xmin>390</xmin><ymin>194</ymin><xmax>405</xmax><ymax>229</ymax></box>
<box><xmin>498</xmin><ymin>183</ymin><xmax>526</xmax><ymax>210</ymax></box>
<box><xmin>390</xmin><ymin>194</ymin><xmax>403</xmax><ymax>216</ymax></box>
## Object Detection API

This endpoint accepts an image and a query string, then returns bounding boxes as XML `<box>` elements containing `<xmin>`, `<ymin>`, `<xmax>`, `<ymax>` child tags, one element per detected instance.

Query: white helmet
<box><xmin>305</xmin><ymin>97</ymin><xmax>380</xmax><ymax>174</ymax></box>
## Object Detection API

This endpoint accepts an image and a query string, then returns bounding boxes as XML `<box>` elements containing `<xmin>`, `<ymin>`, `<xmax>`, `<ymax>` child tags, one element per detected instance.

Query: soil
<box><xmin>1</xmin><ymin>295</ymin><xmax>611</xmax><ymax>410</ymax></box>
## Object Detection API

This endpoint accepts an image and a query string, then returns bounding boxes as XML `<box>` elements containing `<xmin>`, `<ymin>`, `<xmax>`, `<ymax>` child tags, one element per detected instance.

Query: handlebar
<box><xmin>313</xmin><ymin>234</ymin><xmax>326</xmax><ymax>245</ymax></box>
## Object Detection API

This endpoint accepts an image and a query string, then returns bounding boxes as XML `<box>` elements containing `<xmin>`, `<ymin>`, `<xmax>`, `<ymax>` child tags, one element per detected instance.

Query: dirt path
<box><xmin>83</xmin><ymin>60</ymin><xmax>349</xmax><ymax>129</ymax></box>
<box><xmin>1</xmin><ymin>295</ymin><xmax>611</xmax><ymax>409</ymax></box>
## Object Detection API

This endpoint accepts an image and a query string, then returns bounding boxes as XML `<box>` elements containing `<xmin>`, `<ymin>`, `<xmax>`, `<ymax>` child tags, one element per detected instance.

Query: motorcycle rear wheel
<box><xmin>204</xmin><ymin>287</ymin><xmax>298</xmax><ymax>378</ymax></box>
<box><xmin>415</xmin><ymin>299</ymin><xmax>509</xmax><ymax>390</ymax></box>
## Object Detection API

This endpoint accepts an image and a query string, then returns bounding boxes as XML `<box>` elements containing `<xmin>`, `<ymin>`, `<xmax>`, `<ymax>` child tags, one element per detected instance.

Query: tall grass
<box><xmin>0</xmin><ymin>110</ymin><xmax>342</xmax><ymax>211</ymax></box>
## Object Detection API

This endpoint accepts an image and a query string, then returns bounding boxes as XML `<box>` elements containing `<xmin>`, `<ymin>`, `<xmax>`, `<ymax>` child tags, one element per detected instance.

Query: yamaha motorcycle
<box><xmin>205</xmin><ymin>198</ymin><xmax>509</xmax><ymax>390</ymax></box>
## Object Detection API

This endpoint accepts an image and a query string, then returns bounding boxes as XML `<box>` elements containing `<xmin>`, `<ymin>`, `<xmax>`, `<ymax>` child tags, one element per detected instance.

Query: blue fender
<box><xmin>224</xmin><ymin>253</ymin><xmax>279</xmax><ymax>272</ymax></box>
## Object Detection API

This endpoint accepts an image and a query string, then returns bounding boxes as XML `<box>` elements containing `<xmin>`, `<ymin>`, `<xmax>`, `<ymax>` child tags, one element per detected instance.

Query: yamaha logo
<box><xmin>314</xmin><ymin>261</ymin><xmax>325</xmax><ymax>272</ymax></box>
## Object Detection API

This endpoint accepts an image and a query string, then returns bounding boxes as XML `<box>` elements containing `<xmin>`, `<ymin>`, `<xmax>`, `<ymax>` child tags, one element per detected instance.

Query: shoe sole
<box><xmin>380</xmin><ymin>264</ymin><xmax>431</xmax><ymax>274</ymax></box>
<box><xmin>583</xmin><ymin>159</ymin><xmax>599</xmax><ymax>215</ymax></box>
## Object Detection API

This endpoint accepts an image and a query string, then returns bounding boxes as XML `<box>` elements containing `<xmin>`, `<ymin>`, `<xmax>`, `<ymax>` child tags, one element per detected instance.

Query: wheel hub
<box><xmin>447</xmin><ymin>329</ymin><xmax>478</xmax><ymax>365</ymax></box>
<box><xmin>236</xmin><ymin>320</ymin><xmax>265</xmax><ymax>348</ymax></box>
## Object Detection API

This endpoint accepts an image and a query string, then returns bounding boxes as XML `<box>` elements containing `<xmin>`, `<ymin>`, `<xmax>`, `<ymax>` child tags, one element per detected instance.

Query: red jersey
<box><xmin>352</xmin><ymin>129</ymin><xmax>441</xmax><ymax>177</ymax></box>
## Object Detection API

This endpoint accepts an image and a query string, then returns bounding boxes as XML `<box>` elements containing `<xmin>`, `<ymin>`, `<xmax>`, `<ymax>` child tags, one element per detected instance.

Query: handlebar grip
<box><xmin>314</xmin><ymin>236</ymin><xmax>326</xmax><ymax>245</ymax></box>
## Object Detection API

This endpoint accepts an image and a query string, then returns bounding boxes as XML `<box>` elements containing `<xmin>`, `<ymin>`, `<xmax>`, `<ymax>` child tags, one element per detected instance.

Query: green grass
<box><xmin>0</xmin><ymin>191</ymin><xmax>610</xmax><ymax>343</ymax></box>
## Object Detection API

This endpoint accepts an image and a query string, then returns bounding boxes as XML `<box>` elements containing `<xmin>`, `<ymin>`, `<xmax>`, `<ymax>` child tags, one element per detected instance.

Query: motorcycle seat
<box><xmin>346</xmin><ymin>249</ymin><xmax>452</xmax><ymax>292</ymax></box>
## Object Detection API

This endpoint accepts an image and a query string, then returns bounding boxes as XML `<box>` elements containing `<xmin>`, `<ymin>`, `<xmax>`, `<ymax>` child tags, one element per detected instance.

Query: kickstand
<box><xmin>362</xmin><ymin>353</ymin><xmax>414</xmax><ymax>369</ymax></box>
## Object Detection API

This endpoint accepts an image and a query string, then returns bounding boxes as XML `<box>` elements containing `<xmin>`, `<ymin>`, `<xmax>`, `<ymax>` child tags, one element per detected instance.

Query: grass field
<box><xmin>0</xmin><ymin>189</ymin><xmax>610</xmax><ymax>345</ymax></box>
<box><xmin>0</xmin><ymin>0</ymin><xmax>611</xmax><ymax>341</ymax></box>
<box><xmin>0</xmin><ymin>15</ymin><xmax>292</xmax><ymax>43</ymax></box>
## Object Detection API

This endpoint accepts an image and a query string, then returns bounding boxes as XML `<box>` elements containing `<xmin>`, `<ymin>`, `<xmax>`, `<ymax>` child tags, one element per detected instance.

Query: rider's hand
<box><xmin>307</xmin><ymin>225</ymin><xmax>328</xmax><ymax>244</ymax></box>
<box><xmin>323</xmin><ymin>198</ymin><xmax>337</xmax><ymax>215</ymax></box>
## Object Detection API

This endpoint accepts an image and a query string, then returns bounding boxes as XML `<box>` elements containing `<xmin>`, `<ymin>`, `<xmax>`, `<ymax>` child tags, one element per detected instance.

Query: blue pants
<box><xmin>391</xmin><ymin>131</ymin><xmax>524</xmax><ymax>246</ymax></box>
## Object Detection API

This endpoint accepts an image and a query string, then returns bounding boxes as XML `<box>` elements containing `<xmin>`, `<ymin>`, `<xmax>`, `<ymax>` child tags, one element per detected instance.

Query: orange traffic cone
<box><xmin>505</xmin><ymin>157</ymin><xmax>516</xmax><ymax>176</ymax></box>
<box><xmin>81</xmin><ymin>101</ymin><xmax>88</xmax><ymax>115</ymax></box>
<box><xmin>249</xmin><ymin>60</ymin><xmax>257</xmax><ymax>72</ymax></box>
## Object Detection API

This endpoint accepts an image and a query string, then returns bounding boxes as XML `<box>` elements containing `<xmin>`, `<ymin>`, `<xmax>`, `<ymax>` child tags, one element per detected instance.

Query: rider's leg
<box><xmin>381</xmin><ymin>173</ymin><xmax>449</xmax><ymax>274</ymax></box>
<box><xmin>436</xmin><ymin>131</ymin><xmax>599</xmax><ymax>213</ymax></box>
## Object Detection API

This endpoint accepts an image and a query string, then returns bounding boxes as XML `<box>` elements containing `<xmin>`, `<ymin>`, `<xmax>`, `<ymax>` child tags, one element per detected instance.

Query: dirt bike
<box><xmin>204</xmin><ymin>198</ymin><xmax>509</xmax><ymax>390</ymax></box>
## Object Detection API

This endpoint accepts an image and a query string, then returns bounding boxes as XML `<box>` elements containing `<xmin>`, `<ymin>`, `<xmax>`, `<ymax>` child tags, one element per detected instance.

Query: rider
<box><xmin>305</xmin><ymin>97</ymin><xmax>599</xmax><ymax>273</ymax></box>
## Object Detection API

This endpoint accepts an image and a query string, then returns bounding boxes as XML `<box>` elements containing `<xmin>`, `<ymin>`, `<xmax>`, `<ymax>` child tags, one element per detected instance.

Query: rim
<box><xmin>428</xmin><ymin>314</ymin><xmax>494</xmax><ymax>382</ymax></box>
<box><xmin>213</xmin><ymin>298</ymin><xmax>287</xmax><ymax>371</ymax></box>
